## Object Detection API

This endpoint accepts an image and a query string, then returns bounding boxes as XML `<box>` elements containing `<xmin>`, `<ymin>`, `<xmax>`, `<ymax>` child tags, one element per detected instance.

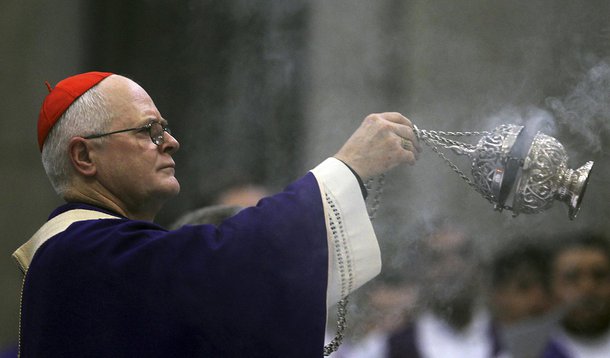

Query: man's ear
<box><xmin>68</xmin><ymin>137</ymin><xmax>97</xmax><ymax>176</ymax></box>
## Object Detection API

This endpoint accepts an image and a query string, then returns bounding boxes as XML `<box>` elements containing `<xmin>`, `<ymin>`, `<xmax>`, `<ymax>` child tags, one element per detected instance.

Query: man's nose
<box><xmin>161</xmin><ymin>131</ymin><xmax>180</xmax><ymax>154</ymax></box>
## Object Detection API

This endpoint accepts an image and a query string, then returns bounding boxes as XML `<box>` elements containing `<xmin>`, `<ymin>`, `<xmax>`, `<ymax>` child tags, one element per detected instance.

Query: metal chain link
<box><xmin>417</xmin><ymin>129</ymin><xmax>490</xmax><ymax>151</ymax></box>
<box><xmin>366</xmin><ymin>174</ymin><xmax>386</xmax><ymax>220</ymax></box>
<box><xmin>322</xmin><ymin>297</ymin><xmax>348</xmax><ymax>356</ymax></box>
<box><xmin>323</xmin><ymin>174</ymin><xmax>385</xmax><ymax>356</ymax></box>
<box><xmin>426</xmin><ymin>139</ymin><xmax>485</xmax><ymax>195</ymax></box>
<box><xmin>414</xmin><ymin>127</ymin><xmax>512</xmax><ymax>209</ymax></box>
<box><xmin>424</xmin><ymin>135</ymin><xmax>477</xmax><ymax>151</ymax></box>
<box><xmin>422</xmin><ymin>129</ymin><xmax>491</xmax><ymax>137</ymax></box>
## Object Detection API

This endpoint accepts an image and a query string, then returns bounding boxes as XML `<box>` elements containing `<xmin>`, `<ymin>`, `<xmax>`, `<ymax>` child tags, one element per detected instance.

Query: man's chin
<box><xmin>564</xmin><ymin>320</ymin><xmax>610</xmax><ymax>338</ymax></box>
<box><xmin>159</xmin><ymin>179</ymin><xmax>181</xmax><ymax>198</ymax></box>
<box><xmin>564</xmin><ymin>309</ymin><xmax>610</xmax><ymax>337</ymax></box>
<box><xmin>168</xmin><ymin>182</ymin><xmax>181</xmax><ymax>196</ymax></box>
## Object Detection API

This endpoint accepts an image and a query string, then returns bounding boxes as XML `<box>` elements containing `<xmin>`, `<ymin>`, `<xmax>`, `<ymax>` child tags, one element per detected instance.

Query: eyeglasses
<box><xmin>84</xmin><ymin>122</ymin><xmax>172</xmax><ymax>146</ymax></box>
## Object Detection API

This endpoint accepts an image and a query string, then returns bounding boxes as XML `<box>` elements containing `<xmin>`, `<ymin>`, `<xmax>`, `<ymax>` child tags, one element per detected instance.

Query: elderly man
<box><xmin>542</xmin><ymin>231</ymin><xmax>610</xmax><ymax>358</ymax></box>
<box><xmin>13</xmin><ymin>72</ymin><xmax>420</xmax><ymax>357</ymax></box>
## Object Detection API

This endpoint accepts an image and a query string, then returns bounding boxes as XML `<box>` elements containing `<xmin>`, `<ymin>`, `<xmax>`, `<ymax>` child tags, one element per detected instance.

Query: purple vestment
<box><xmin>540</xmin><ymin>339</ymin><xmax>571</xmax><ymax>358</ymax></box>
<box><xmin>20</xmin><ymin>173</ymin><xmax>328</xmax><ymax>357</ymax></box>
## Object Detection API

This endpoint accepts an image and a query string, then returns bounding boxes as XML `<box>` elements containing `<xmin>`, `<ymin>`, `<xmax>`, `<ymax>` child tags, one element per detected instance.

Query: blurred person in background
<box><xmin>386</xmin><ymin>217</ymin><xmax>509</xmax><ymax>358</ymax></box>
<box><xmin>12</xmin><ymin>72</ymin><xmax>421</xmax><ymax>357</ymax></box>
<box><xmin>169</xmin><ymin>204</ymin><xmax>243</xmax><ymax>228</ymax></box>
<box><xmin>214</xmin><ymin>182</ymin><xmax>270</xmax><ymax>207</ymax></box>
<box><xmin>489</xmin><ymin>238</ymin><xmax>556</xmax><ymax>358</ymax></box>
<box><xmin>340</xmin><ymin>276</ymin><xmax>418</xmax><ymax>358</ymax></box>
<box><xmin>541</xmin><ymin>231</ymin><xmax>610</xmax><ymax>358</ymax></box>
<box><xmin>170</xmin><ymin>182</ymin><xmax>268</xmax><ymax>228</ymax></box>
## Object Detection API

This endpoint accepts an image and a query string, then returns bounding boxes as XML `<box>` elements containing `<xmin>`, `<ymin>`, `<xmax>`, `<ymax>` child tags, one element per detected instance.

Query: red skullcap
<box><xmin>37</xmin><ymin>71</ymin><xmax>114</xmax><ymax>151</ymax></box>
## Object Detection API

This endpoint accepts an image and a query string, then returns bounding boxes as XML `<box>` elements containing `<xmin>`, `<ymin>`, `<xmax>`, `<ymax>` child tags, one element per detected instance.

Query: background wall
<box><xmin>1</xmin><ymin>0</ymin><xmax>85</xmax><ymax>347</ymax></box>
<box><xmin>2</xmin><ymin>0</ymin><xmax>609</xmax><ymax>349</ymax></box>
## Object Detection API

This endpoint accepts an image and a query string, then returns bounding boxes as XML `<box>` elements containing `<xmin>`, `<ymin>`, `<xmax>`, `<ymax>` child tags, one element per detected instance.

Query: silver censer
<box><xmin>413</xmin><ymin>124</ymin><xmax>594</xmax><ymax>219</ymax></box>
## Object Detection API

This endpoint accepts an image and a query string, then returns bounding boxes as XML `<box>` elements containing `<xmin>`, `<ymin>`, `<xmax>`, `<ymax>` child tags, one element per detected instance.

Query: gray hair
<box><xmin>41</xmin><ymin>85</ymin><xmax>113</xmax><ymax>197</ymax></box>
<box><xmin>170</xmin><ymin>205</ymin><xmax>243</xmax><ymax>229</ymax></box>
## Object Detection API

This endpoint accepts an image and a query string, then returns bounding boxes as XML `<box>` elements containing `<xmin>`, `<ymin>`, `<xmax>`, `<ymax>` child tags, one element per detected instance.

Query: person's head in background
<box><xmin>411</xmin><ymin>216</ymin><xmax>481</xmax><ymax>329</ymax></box>
<box><xmin>350</xmin><ymin>270</ymin><xmax>419</xmax><ymax>340</ymax></box>
<box><xmin>550</xmin><ymin>230</ymin><xmax>610</xmax><ymax>338</ymax></box>
<box><xmin>170</xmin><ymin>183</ymin><xmax>269</xmax><ymax>228</ymax></box>
<box><xmin>490</xmin><ymin>238</ymin><xmax>553</xmax><ymax>325</ymax></box>
<box><xmin>169</xmin><ymin>204</ymin><xmax>243</xmax><ymax>228</ymax></box>
<box><xmin>215</xmin><ymin>183</ymin><xmax>270</xmax><ymax>207</ymax></box>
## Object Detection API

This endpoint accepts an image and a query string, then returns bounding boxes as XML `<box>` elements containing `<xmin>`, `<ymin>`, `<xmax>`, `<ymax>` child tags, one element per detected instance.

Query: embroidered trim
<box><xmin>13</xmin><ymin>209</ymin><xmax>120</xmax><ymax>274</ymax></box>
<box><xmin>325</xmin><ymin>192</ymin><xmax>354</xmax><ymax>298</ymax></box>
<box><xmin>14</xmin><ymin>208</ymin><xmax>120</xmax><ymax>358</ymax></box>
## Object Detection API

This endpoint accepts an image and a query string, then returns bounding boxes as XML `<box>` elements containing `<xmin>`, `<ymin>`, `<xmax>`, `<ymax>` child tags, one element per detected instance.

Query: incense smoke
<box><xmin>546</xmin><ymin>60</ymin><xmax>610</xmax><ymax>154</ymax></box>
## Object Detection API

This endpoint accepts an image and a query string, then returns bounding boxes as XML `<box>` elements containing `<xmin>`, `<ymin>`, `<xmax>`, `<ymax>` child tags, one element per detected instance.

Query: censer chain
<box><xmin>414</xmin><ymin>127</ymin><xmax>508</xmax><ymax>207</ymax></box>
<box><xmin>323</xmin><ymin>173</ymin><xmax>385</xmax><ymax>356</ymax></box>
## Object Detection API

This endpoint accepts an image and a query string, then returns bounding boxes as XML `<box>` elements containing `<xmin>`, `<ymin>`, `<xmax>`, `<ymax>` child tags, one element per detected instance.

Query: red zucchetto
<box><xmin>37</xmin><ymin>71</ymin><xmax>113</xmax><ymax>151</ymax></box>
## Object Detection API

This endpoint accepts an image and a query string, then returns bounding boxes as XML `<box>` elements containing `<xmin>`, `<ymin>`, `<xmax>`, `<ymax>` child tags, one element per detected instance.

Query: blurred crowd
<box><xmin>329</xmin><ymin>218</ymin><xmax>610</xmax><ymax>358</ymax></box>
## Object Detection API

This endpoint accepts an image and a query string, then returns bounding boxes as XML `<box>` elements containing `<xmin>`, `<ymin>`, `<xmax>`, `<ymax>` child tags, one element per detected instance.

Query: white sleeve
<box><xmin>310</xmin><ymin>157</ymin><xmax>382</xmax><ymax>307</ymax></box>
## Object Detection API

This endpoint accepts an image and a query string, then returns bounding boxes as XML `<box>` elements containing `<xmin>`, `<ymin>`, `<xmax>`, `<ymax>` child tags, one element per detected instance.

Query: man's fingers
<box><xmin>400</xmin><ymin>137</ymin><xmax>420</xmax><ymax>161</ymax></box>
<box><xmin>394</xmin><ymin>125</ymin><xmax>421</xmax><ymax>153</ymax></box>
<box><xmin>401</xmin><ymin>137</ymin><xmax>413</xmax><ymax>151</ymax></box>
<box><xmin>338</xmin><ymin>112</ymin><xmax>421</xmax><ymax>178</ymax></box>
<box><xmin>404</xmin><ymin>150</ymin><xmax>418</xmax><ymax>166</ymax></box>
<box><xmin>374</xmin><ymin>112</ymin><xmax>414</xmax><ymax>127</ymax></box>
<box><xmin>369</xmin><ymin>112</ymin><xmax>421</xmax><ymax>153</ymax></box>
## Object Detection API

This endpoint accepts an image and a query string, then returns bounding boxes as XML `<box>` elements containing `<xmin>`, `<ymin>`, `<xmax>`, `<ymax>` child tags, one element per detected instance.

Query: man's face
<box><xmin>551</xmin><ymin>247</ymin><xmax>610</xmax><ymax>337</ymax></box>
<box><xmin>420</xmin><ymin>229</ymin><xmax>478</xmax><ymax>306</ymax></box>
<box><xmin>91</xmin><ymin>76</ymin><xmax>180</xmax><ymax>217</ymax></box>
<box><xmin>492</xmin><ymin>265</ymin><xmax>552</xmax><ymax>324</ymax></box>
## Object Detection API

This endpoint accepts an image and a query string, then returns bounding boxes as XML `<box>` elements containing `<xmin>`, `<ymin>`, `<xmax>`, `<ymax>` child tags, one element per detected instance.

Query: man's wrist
<box><xmin>334</xmin><ymin>158</ymin><xmax>368</xmax><ymax>200</ymax></box>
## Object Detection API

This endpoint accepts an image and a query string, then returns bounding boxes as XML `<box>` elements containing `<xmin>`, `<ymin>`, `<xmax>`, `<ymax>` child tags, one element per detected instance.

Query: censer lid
<box><xmin>470</xmin><ymin>124</ymin><xmax>529</xmax><ymax>209</ymax></box>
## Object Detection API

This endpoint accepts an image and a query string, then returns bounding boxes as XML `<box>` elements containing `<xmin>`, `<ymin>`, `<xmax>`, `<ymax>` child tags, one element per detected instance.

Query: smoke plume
<box><xmin>546</xmin><ymin>60</ymin><xmax>610</xmax><ymax>153</ymax></box>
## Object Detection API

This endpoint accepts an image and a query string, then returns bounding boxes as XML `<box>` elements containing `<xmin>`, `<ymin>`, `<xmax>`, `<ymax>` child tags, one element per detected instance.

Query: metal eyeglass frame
<box><xmin>83</xmin><ymin>122</ymin><xmax>171</xmax><ymax>146</ymax></box>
